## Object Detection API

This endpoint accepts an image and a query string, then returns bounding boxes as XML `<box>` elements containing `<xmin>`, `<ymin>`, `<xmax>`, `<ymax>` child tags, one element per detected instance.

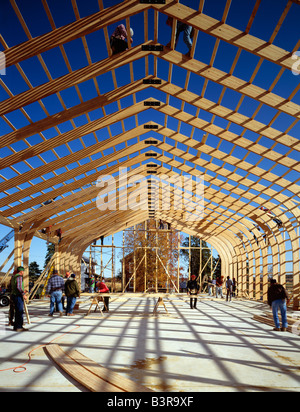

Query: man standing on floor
<box><xmin>65</xmin><ymin>273</ymin><xmax>80</xmax><ymax>316</ymax></box>
<box><xmin>46</xmin><ymin>269</ymin><xmax>65</xmax><ymax>317</ymax></box>
<box><xmin>96</xmin><ymin>277</ymin><xmax>110</xmax><ymax>312</ymax></box>
<box><xmin>225</xmin><ymin>276</ymin><xmax>233</xmax><ymax>302</ymax></box>
<box><xmin>216</xmin><ymin>276</ymin><xmax>224</xmax><ymax>298</ymax></box>
<box><xmin>267</xmin><ymin>279</ymin><xmax>290</xmax><ymax>332</ymax></box>
<box><xmin>10</xmin><ymin>266</ymin><xmax>28</xmax><ymax>332</ymax></box>
<box><xmin>187</xmin><ymin>274</ymin><xmax>200</xmax><ymax>309</ymax></box>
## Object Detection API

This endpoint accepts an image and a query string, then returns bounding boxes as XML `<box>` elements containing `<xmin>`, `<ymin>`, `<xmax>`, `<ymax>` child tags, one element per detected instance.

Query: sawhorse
<box><xmin>86</xmin><ymin>295</ymin><xmax>108</xmax><ymax>317</ymax></box>
<box><xmin>153</xmin><ymin>297</ymin><xmax>169</xmax><ymax>315</ymax></box>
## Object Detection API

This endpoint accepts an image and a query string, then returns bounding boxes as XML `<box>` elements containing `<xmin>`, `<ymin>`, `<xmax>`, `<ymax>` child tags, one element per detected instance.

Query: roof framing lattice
<box><xmin>0</xmin><ymin>0</ymin><xmax>299</xmax><ymax>293</ymax></box>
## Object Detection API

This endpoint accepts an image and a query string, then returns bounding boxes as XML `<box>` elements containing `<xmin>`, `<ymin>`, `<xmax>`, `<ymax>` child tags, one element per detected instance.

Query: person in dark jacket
<box><xmin>110</xmin><ymin>24</ymin><xmax>134</xmax><ymax>55</ymax></box>
<box><xmin>10</xmin><ymin>266</ymin><xmax>28</xmax><ymax>331</ymax></box>
<box><xmin>187</xmin><ymin>274</ymin><xmax>200</xmax><ymax>309</ymax></box>
<box><xmin>65</xmin><ymin>274</ymin><xmax>80</xmax><ymax>316</ymax></box>
<box><xmin>267</xmin><ymin>279</ymin><xmax>289</xmax><ymax>331</ymax></box>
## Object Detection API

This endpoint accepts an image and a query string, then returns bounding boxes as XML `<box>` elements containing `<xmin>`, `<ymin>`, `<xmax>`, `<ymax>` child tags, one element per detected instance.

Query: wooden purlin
<box><xmin>10</xmin><ymin>157</ymin><xmax>148</xmax><ymax>225</ymax></box>
<box><xmin>1</xmin><ymin>140</ymin><xmax>298</xmax><ymax>249</ymax></box>
<box><xmin>152</xmin><ymin>0</ymin><xmax>297</xmax><ymax>71</ymax></box>
<box><xmin>3</xmin><ymin>0</ymin><xmax>151</xmax><ymax>68</ymax></box>
<box><xmin>28</xmin><ymin>158</ymin><xmax>288</xmax><ymax>260</ymax></box>
<box><xmin>1</xmin><ymin>104</ymin><xmax>299</xmax><ymax>216</ymax></box>
<box><xmin>0</xmin><ymin>122</ymin><xmax>150</xmax><ymax>194</ymax></box>
<box><xmin>0</xmin><ymin>100</ymin><xmax>147</xmax><ymax>170</ymax></box>
<box><xmin>152</xmin><ymin>48</ymin><xmax>300</xmax><ymax>119</ymax></box>
<box><xmin>151</xmin><ymin>81</ymin><xmax>300</xmax><ymax>155</ymax></box>
<box><xmin>0</xmin><ymin>0</ymin><xmax>299</xmax><ymax>300</ymax></box>
<box><xmin>153</xmin><ymin>153</ymin><xmax>298</xmax><ymax>233</ymax></box>
<box><xmin>1</xmin><ymin>44</ymin><xmax>299</xmax><ymax>121</ymax></box>
<box><xmin>1</xmin><ymin>140</ymin><xmax>147</xmax><ymax>217</ymax></box>
<box><xmin>0</xmin><ymin>78</ymin><xmax>152</xmax><ymax>149</ymax></box>
<box><xmin>3</xmin><ymin>0</ymin><xmax>297</xmax><ymax>72</ymax></box>
<box><xmin>0</xmin><ymin>44</ymin><xmax>152</xmax><ymax>118</ymax></box>
<box><xmin>2</xmin><ymin>149</ymin><xmax>298</xmax><ymax>258</ymax></box>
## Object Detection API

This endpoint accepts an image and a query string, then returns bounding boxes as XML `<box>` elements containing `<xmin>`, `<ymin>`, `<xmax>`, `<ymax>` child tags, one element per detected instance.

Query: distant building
<box><xmin>81</xmin><ymin>255</ymin><xmax>97</xmax><ymax>291</ymax></box>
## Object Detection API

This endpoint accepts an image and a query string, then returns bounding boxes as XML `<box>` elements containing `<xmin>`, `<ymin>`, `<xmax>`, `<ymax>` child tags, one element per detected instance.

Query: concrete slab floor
<box><xmin>0</xmin><ymin>295</ymin><xmax>299</xmax><ymax>392</ymax></box>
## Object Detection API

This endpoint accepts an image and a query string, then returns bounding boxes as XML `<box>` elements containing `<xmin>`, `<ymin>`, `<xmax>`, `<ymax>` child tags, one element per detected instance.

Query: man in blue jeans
<box><xmin>64</xmin><ymin>273</ymin><xmax>80</xmax><ymax>316</ymax></box>
<box><xmin>46</xmin><ymin>269</ymin><xmax>65</xmax><ymax>317</ymax></box>
<box><xmin>267</xmin><ymin>279</ymin><xmax>290</xmax><ymax>332</ymax></box>
<box><xmin>166</xmin><ymin>17</ymin><xmax>194</xmax><ymax>58</ymax></box>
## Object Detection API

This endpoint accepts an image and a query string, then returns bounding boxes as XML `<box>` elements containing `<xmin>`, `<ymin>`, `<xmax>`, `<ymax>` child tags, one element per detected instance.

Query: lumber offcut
<box><xmin>253</xmin><ymin>312</ymin><xmax>300</xmax><ymax>334</ymax></box>
<box><xmin>45</xmin><ymin>344</ymin><xmax>154</xmax><ymax>392</ymax></box>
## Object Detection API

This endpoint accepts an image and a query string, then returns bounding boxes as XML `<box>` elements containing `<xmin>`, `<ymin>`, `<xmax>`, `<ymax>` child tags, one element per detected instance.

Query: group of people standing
<box><xmin>186</xmin><ymin>274</ymin><xmax>237</xmax><ymax>309</ymax></box>
<box><xmin>186</xmin><ymin>273</ymin><xmax>290</xmax><ymax>332</ymax></box>
<box><xmin>7</xmin><ymin>264</ymin><xmax>290</xmax><ymax>334</ymax></box>
<box><xmin>8</xmin><ymin>268</ymin><xmax>82</xmax><ymax>331</ymax></box>
<box><xmin>47</xmin><ymin>272</ymin><xmax>110</xmax><ymax>316</ymax></box>
<box><xmin>7</xmin><ymin>267</ymin><xmax>110</xmax><ymax>332</ymax></box>
<box><xmin>46</xmin><ymin>270</ymin><xmax>80</xmax><ymax>317</ymax></box>
<box><xmin>211</xmin><ymin>275</ymin><xmax>237</xmax><ymax>302</ymax></box>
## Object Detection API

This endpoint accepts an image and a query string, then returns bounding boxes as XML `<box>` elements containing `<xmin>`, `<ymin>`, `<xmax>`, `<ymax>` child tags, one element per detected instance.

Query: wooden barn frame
<box><xmin>0</xmin><ymin>0</ymin><xmax>299</xmax><ymax>304</ymax></box>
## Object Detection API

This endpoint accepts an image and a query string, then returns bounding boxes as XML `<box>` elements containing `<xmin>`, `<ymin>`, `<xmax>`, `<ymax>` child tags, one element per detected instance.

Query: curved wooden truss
<box><xmin>0</xmin><ymin>0</ymin><xmax>299</xmax><ymax>302</ymax></box>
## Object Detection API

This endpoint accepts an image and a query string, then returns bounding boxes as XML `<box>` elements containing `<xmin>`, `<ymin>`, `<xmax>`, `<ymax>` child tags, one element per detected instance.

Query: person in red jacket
<box><xmin>96</xmin><ymin>278</ymin><xmax>110</xmax><ymax>312</ymax></box>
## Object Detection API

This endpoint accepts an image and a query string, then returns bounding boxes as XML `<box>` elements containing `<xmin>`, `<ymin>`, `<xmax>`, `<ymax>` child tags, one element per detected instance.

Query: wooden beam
<box><xmin>4</xmin><ymin>0</ymin><xmax>151</xmax><ymax>68</ymax></box>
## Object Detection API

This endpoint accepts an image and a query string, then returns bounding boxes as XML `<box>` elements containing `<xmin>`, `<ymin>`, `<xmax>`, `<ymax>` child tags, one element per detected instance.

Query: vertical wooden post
<box><xmin>133</xmin><ymin>225</ymin><xmax>136</xmax><ymax>292</ymax></box>
<box><xmin>188</xmin><ymin>234</ymin><xmax>191</xmax><ymax>280</ymax></box>
<box><xmin>177</xmin><ymin>231</ymin><xmax>180</xmax><ymax>291</ymax></box>
<box><xmin>14</xmin><ymin>229</ymin><xmax>22</xmax><ymax>268</ymax></box>
<box><xmin>89</xmin><ymin>244</ymin><xmax>92</xmax><ymax>279</ymax></box>
<box><xmin>200</xmin><ymin>238</ymin><xmax>202</xmax><ymax>279</ymax></box>
<box><xmin>122</xmin><ymin>230</ymin><xmax>125</xmax><ymax>291</ymax></box>
<box><xmin>55</xmin><ymin>243</ymin><xmax>60</xmax><ymax>272</ymax></box>
<box><xmin>155</xmin><ymin>224</ymin><xmax>158</xmax><ymax>292</ymax></box>
<box><xmin>144</xmin><ymin>220</ymin><xmax>147</xmax><ymax>292</ymax></box>
<box><xmin>111</xmin><ymin>234</ymin><xmax>114</xmax><ymax>292</ymax></box>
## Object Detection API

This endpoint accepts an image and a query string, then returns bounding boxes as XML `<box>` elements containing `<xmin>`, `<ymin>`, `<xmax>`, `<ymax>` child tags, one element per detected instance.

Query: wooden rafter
<box><xmin>0</xmin><ymin>0</ymin><xmax>299</xmax><ymax>301</ymax></box>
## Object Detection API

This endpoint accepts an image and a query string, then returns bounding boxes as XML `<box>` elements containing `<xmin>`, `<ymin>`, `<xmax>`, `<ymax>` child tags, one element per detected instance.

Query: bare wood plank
<box><xmin>152</xmin><ymin>1</ymin><xmax>295</xmax><ymax>70</ymax></box>
<box><xmin>4</xmin><ymin>0</ymin><xmax>150</xmax><ymax>67</ymax></box>
<box><xmin>0</xmin><ymin>44</ymin><xmax>151</xmax><ymax>117</ymax></box>
<box><xmin>45</xmin><ymin>344</ymin><xmax>124</xmax><ymax>392</ymax></box>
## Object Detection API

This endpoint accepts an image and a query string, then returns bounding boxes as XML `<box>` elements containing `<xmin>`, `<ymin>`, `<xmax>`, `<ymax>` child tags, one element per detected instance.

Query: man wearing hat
<box><xmin>187</xmin><ymin>274</ymin><xmax>200</xmax><ymax>309</ymax></box>
<box><xmin>10</xmin><ymin>266</ymin><xmax>28</xmax><ymax>331</ymax></box>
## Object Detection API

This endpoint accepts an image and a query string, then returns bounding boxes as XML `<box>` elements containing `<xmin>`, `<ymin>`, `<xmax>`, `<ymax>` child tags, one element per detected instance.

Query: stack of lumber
<box><xmin>253</xmin><ymin>312</ymin><xmax>300</xmax><ymax>333</ymax></box>
<box><xmin>45</xmin><ymin>344</ymin><xmax>154</xmax><ymax>392</ymax></box>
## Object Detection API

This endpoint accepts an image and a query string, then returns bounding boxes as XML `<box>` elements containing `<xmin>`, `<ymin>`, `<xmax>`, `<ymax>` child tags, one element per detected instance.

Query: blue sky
<box><xmin>0</xmin><ymin>0</ymin><xmax>299</xmax><ymax>273</ymax></box>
